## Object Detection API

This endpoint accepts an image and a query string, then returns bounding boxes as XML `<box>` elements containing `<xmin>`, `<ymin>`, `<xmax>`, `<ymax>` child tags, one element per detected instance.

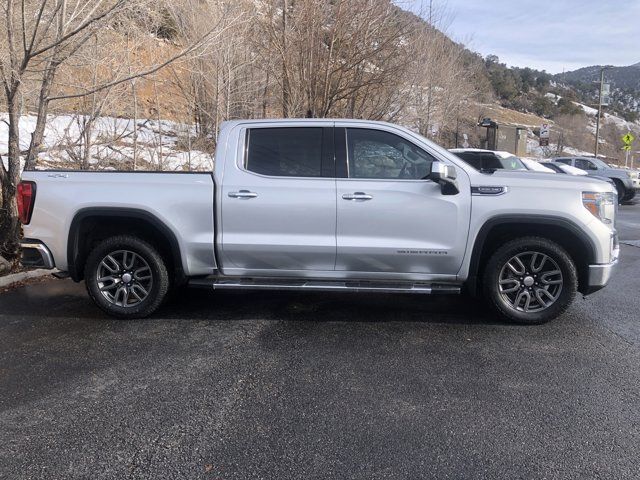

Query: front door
<box><xmin>335</xmin><ymin>126</ymin><xmax>471</xmax><ymax>277</ymax></box>
<box><xmin>220</xmin><ymin>125</ymin><xmax>337</xmax><ymax>274</ymax></box>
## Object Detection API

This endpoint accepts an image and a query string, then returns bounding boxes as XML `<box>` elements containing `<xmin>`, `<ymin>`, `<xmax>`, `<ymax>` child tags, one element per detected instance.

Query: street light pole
<box><xmin>594</xmin><ymin>67</ymin><xmax>605</xmax><ymax>158</ymax></box>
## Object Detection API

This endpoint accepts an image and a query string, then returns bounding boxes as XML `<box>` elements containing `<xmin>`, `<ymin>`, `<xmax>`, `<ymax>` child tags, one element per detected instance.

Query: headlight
<box><xmin>583</xmin><ymin>191</ymin><xmax>616</xmax><ymax>225</ymax></box>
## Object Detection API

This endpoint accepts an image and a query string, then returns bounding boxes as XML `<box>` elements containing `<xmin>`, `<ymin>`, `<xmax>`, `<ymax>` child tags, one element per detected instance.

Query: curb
<box><xmin>0</xmin><ymin>269</ymin><xmax>58</xmax><ymax>289</ymax></box>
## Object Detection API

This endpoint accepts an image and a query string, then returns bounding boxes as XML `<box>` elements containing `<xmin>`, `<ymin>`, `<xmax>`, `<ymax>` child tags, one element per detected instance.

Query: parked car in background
<box><xmin>540</xmin><ymin>161</ymin><xmax>588</xmax><ymax>176</ymax></box>
<box><xmin>554</xmin><ymin>156</ymin><xmax>637</xmax><ymax>203</ymax></box>
<box><xmin>520</xmin><ymin>158</ymin><xmax>555</xmax><ymax>173</ymax></box>
<box><xmin>629</xmin><ymin>169</ymin><xmax>640</xmax><ymax>190</ymax></box>
<box><xmin>449</xmin><ymin>148</ymin><xmax>527</xmax><ymax>172</ymax></box>
<box><xmin>541</xmin><ymin>161</ymin><xmax>616</xmax><ymax>188</ymax></box>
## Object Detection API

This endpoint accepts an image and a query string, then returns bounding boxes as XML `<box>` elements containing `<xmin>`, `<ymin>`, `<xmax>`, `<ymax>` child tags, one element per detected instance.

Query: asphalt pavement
<box><xmin>1</xmin><ymin>203</ymin><xmax>639</xmax><ymax>479</ymax></box>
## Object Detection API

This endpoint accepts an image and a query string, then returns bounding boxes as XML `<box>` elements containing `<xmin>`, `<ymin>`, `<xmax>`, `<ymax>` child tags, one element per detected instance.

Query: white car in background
<box><xmin>540</xmin><ymin>161</ymin><xmax>588</xmax><ymax>176</ymax></box>
<box><xmin>449</xmin><ymin>149</ymin><xmax>555</xmax><ymax>174</ymax></box>
<box><xmin>520</xmin><ymin>158</ymin><xmax>556</xmax><ymax>173</ymax></box>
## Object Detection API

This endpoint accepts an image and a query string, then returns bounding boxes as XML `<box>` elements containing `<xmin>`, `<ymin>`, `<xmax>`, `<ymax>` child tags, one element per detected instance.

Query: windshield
<box><xmin>497</xmin><ymin>155</ymin><xmax>527</xmax><ymax>170</ymax></box>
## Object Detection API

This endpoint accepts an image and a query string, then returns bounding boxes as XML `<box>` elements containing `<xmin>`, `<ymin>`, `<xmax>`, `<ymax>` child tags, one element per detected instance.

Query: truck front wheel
<box><xmin>84</xmin><ymin>235</ymin><xmax>169</xmax><ymax>319</ymax></box>
<box><xmin>482</xmin><ymin>237</ymin><xmax>577</xmax><ymax>324</ymax></box>
<box><xmin>613</xmin><ymin>179</ymin><xmax>626</xmax><ymax>204</ymax></box>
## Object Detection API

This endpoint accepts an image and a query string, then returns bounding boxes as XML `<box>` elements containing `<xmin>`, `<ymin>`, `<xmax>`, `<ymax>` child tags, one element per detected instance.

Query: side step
<box><xmin>189</xmin><ymin>277</ymin><xmax>461</xmax><ymax>295</ymax></box>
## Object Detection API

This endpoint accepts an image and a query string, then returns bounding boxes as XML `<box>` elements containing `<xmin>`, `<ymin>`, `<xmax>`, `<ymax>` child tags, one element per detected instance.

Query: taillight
<box><xmin>17</xmin><ymin>181</ymin><xmax>36</xmax><ymax>224</ymax></box>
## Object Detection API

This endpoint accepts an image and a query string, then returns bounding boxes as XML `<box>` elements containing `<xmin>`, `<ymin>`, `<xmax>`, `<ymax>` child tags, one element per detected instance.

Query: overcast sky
<box><xmin>405</xmin><ymin>0</ymin><xmax>640</xmax><ymax>73</ymax></box>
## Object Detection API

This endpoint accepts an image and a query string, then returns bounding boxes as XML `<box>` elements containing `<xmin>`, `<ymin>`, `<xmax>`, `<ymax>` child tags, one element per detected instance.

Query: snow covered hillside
<box><xmin>0</xmin><ymin>113</ymin><xmax>214</xmax><ymax>172</ymax></box>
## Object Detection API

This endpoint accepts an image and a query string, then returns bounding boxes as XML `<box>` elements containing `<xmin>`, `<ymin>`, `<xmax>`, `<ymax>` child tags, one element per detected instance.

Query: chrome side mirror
<box><xmin>429</xmin><ymin>162</ymin><xmax>459</xmax><ymax>195</ymax></box>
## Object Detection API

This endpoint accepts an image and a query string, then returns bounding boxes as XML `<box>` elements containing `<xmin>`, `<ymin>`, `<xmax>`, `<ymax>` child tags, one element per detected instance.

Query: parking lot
<box><xmin>0</xmin><ymin>203</ymin><xmax>639</xmax><ymax>479</ymax></box>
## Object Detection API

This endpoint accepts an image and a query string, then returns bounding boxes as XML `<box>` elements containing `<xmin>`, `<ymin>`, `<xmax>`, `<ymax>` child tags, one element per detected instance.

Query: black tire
<box><xmin>84</xmin><ymin>235</ymin><xmax>169</xmax><ymax>319</ymax></box>
<box><xmin>482</xmin><ymin>236</ymin><xmax>577</xmax><ymax>324</ymax></box>
<box><xmin>613</xmin><ymin>179</ymin><xmax>626</xmax><ymax>204</ymax></box>
<box><xmin>621</xmin><ymin>187</ymin><xmax>636</xmax><ymax>204</ymax></box>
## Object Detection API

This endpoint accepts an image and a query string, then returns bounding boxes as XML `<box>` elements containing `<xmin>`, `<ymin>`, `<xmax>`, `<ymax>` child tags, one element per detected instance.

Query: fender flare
<box><xmin>466</xmin><ymin>214</ymin><xmax>597</xmax><ymax>296</ymax></box>
<box><xmin>67</xmin><ymin>207</ymin><xmax>184</xmax><ymax>282</ymax></box>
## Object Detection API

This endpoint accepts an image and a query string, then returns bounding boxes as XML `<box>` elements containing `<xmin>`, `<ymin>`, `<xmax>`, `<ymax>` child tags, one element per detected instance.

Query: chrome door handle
<box><xmin>342</xmin><ymin>192</ymin><xmax>373</xmax><ymax>201</ymax></box>
<box><xmin>228</xmin><ymin>190</ymin><xmax>258</xmax><ymax>199</ymax></box>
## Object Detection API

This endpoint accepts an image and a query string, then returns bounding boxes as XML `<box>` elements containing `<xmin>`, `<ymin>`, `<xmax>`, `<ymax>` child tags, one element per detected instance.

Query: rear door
<box><xmin>334</xmin><ymin>126</ymin><xmax>471</xmax><ymax>277</ymax></box>
<box><xmin>219</xmin><ymin>125</ymin><xmax>337</xmax><ymax>274</ymax></box>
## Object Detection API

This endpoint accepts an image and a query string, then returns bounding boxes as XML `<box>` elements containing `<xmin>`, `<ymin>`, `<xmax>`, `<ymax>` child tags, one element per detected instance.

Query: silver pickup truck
<box><xmin>19</xmin><ymin>119</ymin><xmax>619</xmax><ymax>324</ymax></box>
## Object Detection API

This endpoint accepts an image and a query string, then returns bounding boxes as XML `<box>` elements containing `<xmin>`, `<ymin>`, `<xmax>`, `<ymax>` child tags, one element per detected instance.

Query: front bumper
<box><xmin>20</xmin><ymin>240</ymin><xmax>55</xmax><ymax>269</ymax></box>
<box><xmin>584</xmin><ymin>233</ymin><xmax>619</xmax><ymax>295</ymax></box>
<box><xmin>622</xmin><ymin>178</ymin><xmax>634</xmax><ymax>190</ymax></box>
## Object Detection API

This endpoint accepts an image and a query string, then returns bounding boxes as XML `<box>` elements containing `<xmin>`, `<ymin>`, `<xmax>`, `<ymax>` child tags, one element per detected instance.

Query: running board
<box><xmin>189</xmin><ymin>277</ymin><xmax>461</xmax><ymax>295</ymax></box>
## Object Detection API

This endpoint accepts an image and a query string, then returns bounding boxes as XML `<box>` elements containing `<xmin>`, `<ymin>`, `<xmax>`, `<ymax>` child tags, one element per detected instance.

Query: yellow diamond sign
<box><xmin>622</xmin><ymin>133</ymin><xmax>634</xmax><ymax>145</ymax></box>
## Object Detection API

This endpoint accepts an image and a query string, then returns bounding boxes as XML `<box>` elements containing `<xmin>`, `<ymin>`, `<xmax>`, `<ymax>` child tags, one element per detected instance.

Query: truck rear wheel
<box><xmin>482</xmin><ymin>236</ymin><xmax>577</xmax><ymax>324</ymax></box>
<box><xmin>84</xmin><ymin>235</ymin><xmax>169</xmax><ymax>319</ymax></box>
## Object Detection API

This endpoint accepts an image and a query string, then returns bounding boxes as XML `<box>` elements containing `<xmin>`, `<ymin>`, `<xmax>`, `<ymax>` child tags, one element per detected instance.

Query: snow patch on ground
<box><xmin>525</xmin><ymin>131</ymin><xmax>594</xmax><ymax>159</ymax></box>
<box><xmin>0</xmin><ymin>113</ymin><xmax>214</xmax><ymax>172</ymax></box>
<box><xmin>574</xmin><ymin>101</ymin><xmax>598</xmax><ymax>116</ymax></box>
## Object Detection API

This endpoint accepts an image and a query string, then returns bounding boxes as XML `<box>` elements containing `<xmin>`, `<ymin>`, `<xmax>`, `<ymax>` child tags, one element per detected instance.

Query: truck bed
<box><xmin>21</xmin><ymin>170</ymin><xmax>217</xmax><ymax>276</ymax></box>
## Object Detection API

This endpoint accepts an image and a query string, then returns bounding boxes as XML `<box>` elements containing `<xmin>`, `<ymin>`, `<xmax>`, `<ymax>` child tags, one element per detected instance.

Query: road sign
<box><xmin>539</xmin><ymin>124</ymin><xmax>550</xmax><ymax>146</ymax></box>
<box><xmin>622</xmin><ymin>145</ymin><xmax>632</xmax><ymax>151</ymax></box>
<box><xmin>540</xmin><ymin>124</ymin><xmax>550</xmax><ymax>138</ymax></box>
<box><xmin>601</xmin><ymin>83</ymin><xmax>611</xmax><ymax>106</ymax></box>
<box><xmin>622</xmin><ymin>133</ymin><xmax>634</xmax><ymax>145</ymax></box>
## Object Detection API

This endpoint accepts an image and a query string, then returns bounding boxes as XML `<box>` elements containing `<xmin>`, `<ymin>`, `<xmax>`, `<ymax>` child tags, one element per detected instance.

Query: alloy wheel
<box><xmin>498</xmin><ymin>251</ymin><xmax>563</xmax><ymax>313</ymax></box>
<box><xmin>96</xmin><ymin>250</ymin><xmax>153</xmax><ymax>307</ymax></box>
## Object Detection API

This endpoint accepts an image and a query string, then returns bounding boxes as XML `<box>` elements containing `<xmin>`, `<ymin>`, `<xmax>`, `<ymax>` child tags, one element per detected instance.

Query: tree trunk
<box><xmin>281</xmin><ymin>0</ymin><xmax>290</xmax><ymax>117</ymax></box>
<box><xmin>1</xmin><ymin>93</ymin><xmax>22</xmax><ymax>260</ymax></box>
<box><xmin>25</xmin><ymin>61</ymin><xmax>60</xmax><ymax>170</ymax></box>
<box><xmin>0</xmin><ymin>178</ymin><xmax>20</xmax><ymax>260</ymax></box>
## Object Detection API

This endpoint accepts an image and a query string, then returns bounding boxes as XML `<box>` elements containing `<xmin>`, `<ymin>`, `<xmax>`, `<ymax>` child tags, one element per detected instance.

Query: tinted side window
<box><xmin>555</xmin><ymin>158</ymin><xmax>572</xmax><ymax>165</ymax></box>
<box><xmin>480</xmin><ymin>154</ymin><xmax>504</xmax><ymax>170</ymax></box>
<box><xmin>575</xmin><ymin>159</ymin><xmax>597</xmax><ymax>171</ymax></box>
<box><xmin>456</xmin><ymin>152</ymin><xmax>482</xmax><ymax>170</ymax></box>
<box><xmin>346</xmin><ymin>128</ymin><xmax>434</xmax><ymax>179</ymax></box>
<box><xmin>246</xmin><ymin>128</ymin><xmax>323</xmax><ymax>177</ymax></box>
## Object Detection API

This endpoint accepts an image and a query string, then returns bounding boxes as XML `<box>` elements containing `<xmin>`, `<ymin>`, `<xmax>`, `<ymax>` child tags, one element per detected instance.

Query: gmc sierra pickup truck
<box><xmin>18</xmin><ymin>119</ymin><xmax>619</xmax><ymax>323</ymax></box>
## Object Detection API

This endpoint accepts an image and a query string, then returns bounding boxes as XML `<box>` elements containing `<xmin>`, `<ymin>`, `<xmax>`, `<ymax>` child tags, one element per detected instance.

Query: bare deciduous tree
<box><xmin>0</xmin><ymin>0</ymin><xmax>233</xmax><ymax>262</ymax></box>
<box><xmin>1</xmin><ymin>0</ymin><xmax>131</xmax><ymax>261</ymax></box>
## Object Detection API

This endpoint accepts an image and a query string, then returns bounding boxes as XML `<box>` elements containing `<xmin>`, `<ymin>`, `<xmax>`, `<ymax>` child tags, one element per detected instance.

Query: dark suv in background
<box><xmin>554</xmin><ymin>156</ymin><xmax>637</xmax><ymax>203</ymax></box>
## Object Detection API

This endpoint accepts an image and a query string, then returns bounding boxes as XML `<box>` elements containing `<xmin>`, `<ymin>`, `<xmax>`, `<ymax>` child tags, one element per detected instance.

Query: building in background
<box><xmin>478</xmin><ymin>118</ymin><xmax>527</xmax><ymax>156</ymax></box>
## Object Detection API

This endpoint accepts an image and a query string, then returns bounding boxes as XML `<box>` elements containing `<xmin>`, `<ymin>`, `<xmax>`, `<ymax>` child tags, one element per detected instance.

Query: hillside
<box><xmin>553</xmin><ymin>63</ymin><xmax>640</xmax><ymax>121</ymax></box>
<box><xmin>558</xmin><ymin>63</ymin><xmax>640</xmax><ymax>90</ymax></box>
